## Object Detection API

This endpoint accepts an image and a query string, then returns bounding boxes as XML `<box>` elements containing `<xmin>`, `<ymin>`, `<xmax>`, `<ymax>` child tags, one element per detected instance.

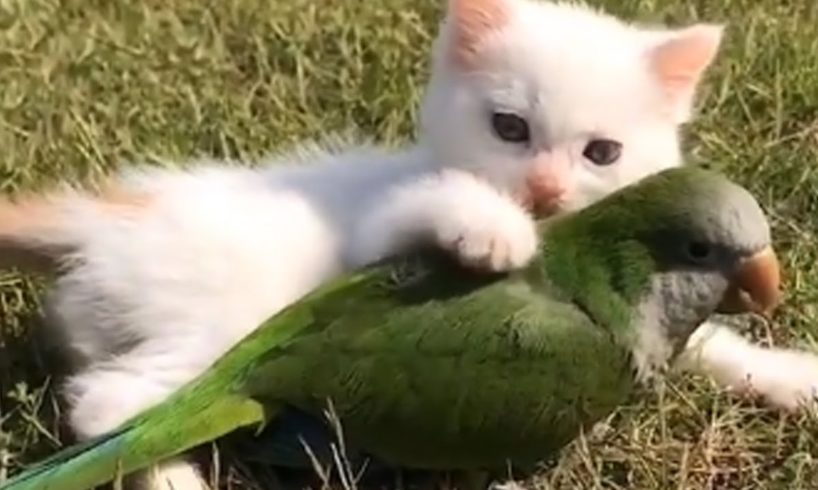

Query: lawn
<box><xmin>0</xmin><ymin>0</ymin><xmax>817</xmax><ymax>488</ymax></box>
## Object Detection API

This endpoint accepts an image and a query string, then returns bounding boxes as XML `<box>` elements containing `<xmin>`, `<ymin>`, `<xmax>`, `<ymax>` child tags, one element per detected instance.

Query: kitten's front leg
<box><xmin>677</xmin><ymin>319</ymin><xmax>818</xmax><ymax>410</ymax></box>
<box><xmin>349</xmin><ymin>169</ymin><xmax>537</xmax><ymax>272</ymax></box>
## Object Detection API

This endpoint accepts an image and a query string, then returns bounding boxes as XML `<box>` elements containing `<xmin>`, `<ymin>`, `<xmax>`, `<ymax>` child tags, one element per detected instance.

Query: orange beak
<box><xmin>716</xmin><ymin>246</ymin><xmax>782</xmax><ymax>317</ymax></box>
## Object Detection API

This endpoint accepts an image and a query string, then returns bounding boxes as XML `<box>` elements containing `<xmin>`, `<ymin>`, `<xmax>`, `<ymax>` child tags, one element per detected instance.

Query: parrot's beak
<box><xmin>717</xmin><ymin>245</ymin><xmax>782</xmax><ymax>317</ymax></box>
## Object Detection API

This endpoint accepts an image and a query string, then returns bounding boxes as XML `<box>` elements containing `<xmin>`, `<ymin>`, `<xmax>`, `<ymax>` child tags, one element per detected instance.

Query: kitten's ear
<box><xmin>446</xmin><ymin>0</ymin><xmax>509</xmax><ymax>68</ymax></box>
<box><xmin>648</xmin><ymin>24</ymin><xmax>724</xmax><ymax>122</ymax></box>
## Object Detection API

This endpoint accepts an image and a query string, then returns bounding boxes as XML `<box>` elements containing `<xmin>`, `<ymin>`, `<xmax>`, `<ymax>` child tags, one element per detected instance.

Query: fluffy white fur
<box><xmin>679</xmin><ymin>321</ymin><xmax>818</xmax><ymax>410</ymax></box>
<box><xmin>52</xmin><ymin>153</ymin><xmax>540</xmax><ymax>439</ymax></box>
<box><xmin>4</xmin><ymin>0</ymin><xmax>816</xmax><ymax>488</ymax></box>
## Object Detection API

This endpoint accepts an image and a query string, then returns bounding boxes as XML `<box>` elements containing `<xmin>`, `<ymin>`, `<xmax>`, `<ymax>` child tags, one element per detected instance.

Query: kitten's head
<box><xmin>419</xmin><ymin>0</ymin><xmax>723</xmax><ymax>215</ymax></box>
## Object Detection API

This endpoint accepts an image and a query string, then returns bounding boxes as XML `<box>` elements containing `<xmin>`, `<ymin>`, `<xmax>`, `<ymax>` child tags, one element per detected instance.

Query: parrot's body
<box><xmin>2</xmin><ymin>167</ymin><xmax>780</xmax><ymax>490</ymax></box>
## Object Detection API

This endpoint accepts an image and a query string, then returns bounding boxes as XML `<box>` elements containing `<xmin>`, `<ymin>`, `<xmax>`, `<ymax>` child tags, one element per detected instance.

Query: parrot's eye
<box><xmin>685</xmin><ymin>241</ymin><xmax>714</xmax><ymax>264</ymax></box>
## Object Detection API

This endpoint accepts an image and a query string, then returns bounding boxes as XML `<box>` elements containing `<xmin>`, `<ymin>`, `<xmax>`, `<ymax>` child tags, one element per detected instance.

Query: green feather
<box><xmin>0</xmin><ymin>166</ymin><xmax>770</xmax><ymax>490</ymax></box>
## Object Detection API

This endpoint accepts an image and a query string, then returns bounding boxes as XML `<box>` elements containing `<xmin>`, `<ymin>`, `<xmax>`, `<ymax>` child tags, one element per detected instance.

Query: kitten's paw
<box><xmin>142</xmin><ymin>458</ymin><xmax>211</xmax><ymax>490</ymax></box>
<box><xmin>490</xmin><ymin>481</ymin><xmax>526</xmax><ymax>490</ymax></box>
<box><xmin>349</xmin><ymin>170</ymin><xmax>537</xmax><ymax>272</ymax></box>
<box><xmin>734</xmin><ymin>349</ymin><xmax>818</xmax><ymax>411</ymax></box>
<box><xmin>438</xmin><ymin>199</ymin><xmax>538</xmax><ymax>272</ymax></box>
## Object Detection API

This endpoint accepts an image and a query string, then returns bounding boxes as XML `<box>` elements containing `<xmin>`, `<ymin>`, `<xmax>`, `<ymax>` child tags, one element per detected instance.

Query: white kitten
<box><xmin>0</xmin><ymin>0</ymin><xmax>733</xmax><ymax>488</ymax></box>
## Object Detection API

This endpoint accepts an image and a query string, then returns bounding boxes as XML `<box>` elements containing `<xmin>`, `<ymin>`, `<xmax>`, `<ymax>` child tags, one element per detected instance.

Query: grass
<box><xmin>0</xmin><ymin>0</ymin><xmax>817</xmax><ymax>488</ymax></box>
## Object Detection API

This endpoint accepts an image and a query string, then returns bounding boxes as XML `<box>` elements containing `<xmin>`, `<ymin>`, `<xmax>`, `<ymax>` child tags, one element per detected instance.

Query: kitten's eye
<box><xmin>582</xmin><ymin>139</ymin><xmax>622</xmax><ymax>166</ymax></box>
<box><xmin>685</xmin><ymin>241</ymin><xmax>714</xmax><ymax>264</ymax></box>
<box><xmin>491</xmin><ymin>112</ymin><xmax>530</xmax><ymax>144</ymax></box>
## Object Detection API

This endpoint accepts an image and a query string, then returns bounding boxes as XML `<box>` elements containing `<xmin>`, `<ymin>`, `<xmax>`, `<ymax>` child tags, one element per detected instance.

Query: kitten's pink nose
<box><xmin>524</xmin><ymin>153</ymin><xmax>572</xmax><ymax>217</ymax></box>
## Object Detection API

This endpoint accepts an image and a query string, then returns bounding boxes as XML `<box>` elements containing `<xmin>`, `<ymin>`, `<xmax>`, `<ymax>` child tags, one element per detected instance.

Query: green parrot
<box><xmin>1</xmin><ymin>166</ymin><xmax>781</xmax><ymax>490</ymax></box>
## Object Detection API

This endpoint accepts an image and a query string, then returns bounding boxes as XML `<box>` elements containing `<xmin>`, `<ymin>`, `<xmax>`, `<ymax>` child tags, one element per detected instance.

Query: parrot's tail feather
<box><xmin>0</xmin><ymin>396</ymin><xmax>266</xmax><ymax>490</ymax></box>
<box><xmin>0</xmin><ymin>428</ymin><xmax>128</xmax><ymax>490</ymax></box>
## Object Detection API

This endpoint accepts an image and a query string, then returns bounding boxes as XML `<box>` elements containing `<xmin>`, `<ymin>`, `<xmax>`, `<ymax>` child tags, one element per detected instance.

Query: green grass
<box><xmin>0</xmin><ymin>0</ymin><xmax>817</xmax><ymax>488</ymax></box>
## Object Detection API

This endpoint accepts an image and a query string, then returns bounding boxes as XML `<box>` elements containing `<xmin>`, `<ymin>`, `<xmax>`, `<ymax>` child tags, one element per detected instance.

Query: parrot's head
<box><xmin>541</xmin><ymin>166</ymin><xmax>782</xmax><ymax>374</ymax></box>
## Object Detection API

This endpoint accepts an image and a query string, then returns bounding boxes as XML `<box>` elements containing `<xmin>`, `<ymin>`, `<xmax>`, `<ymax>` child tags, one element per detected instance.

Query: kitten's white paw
<box><xmin>349</xmin><ymin>170</ymin><xmax>538</xmax><ymax>272</ymax></box>
<box><xmin>734</xmin><ymin>349</ymin><xmax>818</xmax><ymax>411</ymax></box>
<box><xmin>139</xmin><ymin>458</ymin><xmax>210</xmax><ymax>490</ymax></box>
<box><xmin>490</xmin><ymin>481</ymin><xmax>526</xmax><ymax>490</ymax></box>
<box><xmin>682</xmin><ymin>323</ymin><xmax>818</xmax><ymax>412</ymax></box>
<box><xmin>438</xmin><ymin>199</ymin><xmax>538</xmax><ymax>272</ymax></box>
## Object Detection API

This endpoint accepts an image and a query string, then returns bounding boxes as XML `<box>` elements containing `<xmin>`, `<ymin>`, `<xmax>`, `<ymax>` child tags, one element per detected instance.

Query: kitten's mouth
<box><xmin>516</xmin><ymin>189</ymin><xmax>564</xmax><ymax>218</ymax></box>
<box><xmin>520</xmin><ymin>171</ymin><xmax>569</xmax><ymax>218</ymax></box>
<box><xmin>532</xmin><ymin>199</ymin><xmax>564</xmax><ymax>218</ymax></box>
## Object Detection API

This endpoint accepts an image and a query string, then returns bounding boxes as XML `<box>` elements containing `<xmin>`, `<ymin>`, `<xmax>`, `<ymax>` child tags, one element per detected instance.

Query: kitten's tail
<box><xmin>0</xmin><ymin>185</ymin><xmax>149</xmax><ymax>273</ymax></box>
<box><xmin>0</xmin><ymin>193</ymin><xmax>77</xmax><ymax>272</ymax></box>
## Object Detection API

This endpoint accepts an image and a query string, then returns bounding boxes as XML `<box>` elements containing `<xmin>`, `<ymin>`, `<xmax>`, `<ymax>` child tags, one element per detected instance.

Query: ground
<box><xmin>0</xmin><ymin>0</ymin><xmax>817</xmax><ymax>488</ymax></box>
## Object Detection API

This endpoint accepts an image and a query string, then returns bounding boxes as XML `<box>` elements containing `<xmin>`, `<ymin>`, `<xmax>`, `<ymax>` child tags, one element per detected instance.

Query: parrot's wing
<box><xmin>237</xmin><ymin>266</ymin><xmax>634</xmax><ymax>471</ymax></box>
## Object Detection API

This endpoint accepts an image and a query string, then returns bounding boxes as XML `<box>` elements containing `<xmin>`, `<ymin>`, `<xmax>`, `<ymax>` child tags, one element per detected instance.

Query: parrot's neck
<box><xmin>535</xmin><ymin>248</ymin><xmax>691</xmax><ymax>383</ymax></box>
<box><xmin>628</xmin><ymin>270</ymin><xmax>724</xmax><ymax>382</ymax></box>
<box><xmin>533</xmin><ymin>216</ymin><xmax>675</xmax><ymax>385</ymax></box>
<box><xmin>629</xmin><ymin>291</ymin><xmax>676</xmax><ymax>382</ymax></box>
